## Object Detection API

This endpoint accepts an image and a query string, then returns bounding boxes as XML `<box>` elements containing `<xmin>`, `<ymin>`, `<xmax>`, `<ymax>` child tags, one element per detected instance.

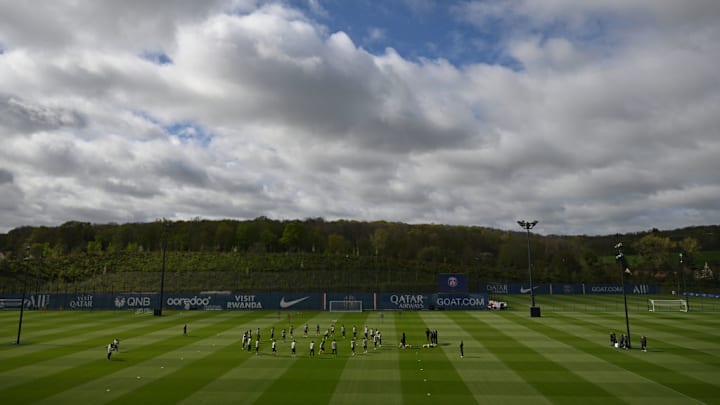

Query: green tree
<box><xmin>236</xmin><ymin>222</ymin><xmax>259</xmax><ymax>252</ymax></box>
<box><xmin>326</xmin><ymin>233</ymin><xmax>349</xmax><ymax>254</ymax></box>
<box><xmin>635</xmin><ymin>234</ymin><xmax>675</xmax><ymax>272</ymax></box>
<box><xmin>280</xmin><ymin>222</ymin><xmax>305</xmax><ymax>252</ymax></box>
<box><xmin>214</xmin><ymin>221</ymin><xmax>236</xmax><ymax>251</ymax></box>
<box><xmin>370</xmin><ymin>228</ymin><xmax>389</xmax><ymax>256</ymax></box>
<box><xmin>678</xmin><ymin>236</ymin><xmax>700</xmax><ymax>265</ymax></box>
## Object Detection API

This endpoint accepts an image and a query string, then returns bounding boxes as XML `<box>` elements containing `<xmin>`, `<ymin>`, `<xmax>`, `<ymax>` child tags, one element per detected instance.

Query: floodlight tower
<box><xmin>156</xmin><ymin>219</ymin><xmax>170</xmax><ymax>316</ymax></box>
<box><xmin>614</xmin><ymin>242</ymin><xmax>632</xmax><ymax>349</ymax></box>
<box><xmin>16</xmin><ymin>245</ymin><xmax>30</xmax><ymax>345</ymax></box>
<box><xmin>517</xmin><ymin>220</ymin><xmax>540</xmax><ymax>317</ymax></box>
<box><xmin>680</xmin><ymin>253</ymin><xmax>690</xmax><ymax>311</ymax></box>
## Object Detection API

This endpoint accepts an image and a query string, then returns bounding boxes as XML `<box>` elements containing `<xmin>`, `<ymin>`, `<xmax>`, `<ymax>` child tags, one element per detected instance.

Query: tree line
<box><xmin>0</xmin><ymin>219</ymin><xmax>718</xmax><ymax>293</ymax></box>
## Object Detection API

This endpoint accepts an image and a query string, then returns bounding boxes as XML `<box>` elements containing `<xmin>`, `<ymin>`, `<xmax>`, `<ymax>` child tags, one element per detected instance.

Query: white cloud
<box><xmin>0</xmin><ymin>1</ymin><xmax>719</xmax><ymax>235</ymax></box>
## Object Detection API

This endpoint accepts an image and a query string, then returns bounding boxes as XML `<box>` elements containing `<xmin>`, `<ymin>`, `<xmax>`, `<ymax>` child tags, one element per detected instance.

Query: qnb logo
<box><xmin>447</xmin><ymin>277</ymin><xmax>459</xmax><ymax>288</ymax></box>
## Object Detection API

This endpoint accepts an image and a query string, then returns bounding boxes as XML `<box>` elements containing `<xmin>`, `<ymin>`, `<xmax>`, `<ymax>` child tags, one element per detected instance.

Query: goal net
<box><xmin>328</xmin><ymin>300</ymin><xmax>363</xmax><ymax>312</ymax></box>
<box><xmin>648</xmin><ymin>299</ymin><xmax>688</xmax><ymax>312</ymax></box>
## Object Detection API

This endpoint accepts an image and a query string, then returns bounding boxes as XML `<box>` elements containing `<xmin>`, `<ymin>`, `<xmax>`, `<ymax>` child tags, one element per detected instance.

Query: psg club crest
<box><xmin>438</xmin><ymin>274</ymin><xmax>468</xmax><ymax>292</ymax></box>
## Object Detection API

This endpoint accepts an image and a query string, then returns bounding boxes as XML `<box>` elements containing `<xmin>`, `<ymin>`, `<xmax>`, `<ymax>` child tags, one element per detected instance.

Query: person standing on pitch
<box><xmin>641</xmin><ymin>336</ymin><xmax>647</xmax><ymax>352</ymax></box>
<box><xmin>107</xmin><ymin>342</ymin><xmax>115</xmax><ymax>360</ymax></box>
<box><xmin>331</xmin><ymin>338</ymin><xmax>338</xmax><ymax>358</ymax></box>
<box><xmin>255</xmin><ymin>338</ymin><xmax>260</xmax><ymax>355</ymax></box>
<box><xmin>291</xmin><ymin>339</ymin><xmax>297</xmax><ymax>358</ymax></box>
<box><xmin>271</xmin><ymin>339</ymin><xmax>277</xmax><ymax>356</ymax></box>
<box><xmin>183</xmin><ymin>324</ymin><xmax>187</xmax><ymax>336</ymax></box>
<box><xmin>460</xmin><ymin>340</ymin><xmax>464</xmax><ymax>358</ymax></box>
<box><xmin>351</xmin><ymin>338</ymin><xmax>356</xmax><ymax>356</ymax></box>
<box><xmin>309</xmin><ymin>340</ymin><xmax>315</xmax><ymax>357</ymax></box>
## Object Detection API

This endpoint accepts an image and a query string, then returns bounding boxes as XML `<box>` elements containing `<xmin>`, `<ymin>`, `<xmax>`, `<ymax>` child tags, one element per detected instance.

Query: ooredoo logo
<box><xmin>447</xmin><ymin>277</ymin><xmax>458</xmax><ymax>288</ymax></box>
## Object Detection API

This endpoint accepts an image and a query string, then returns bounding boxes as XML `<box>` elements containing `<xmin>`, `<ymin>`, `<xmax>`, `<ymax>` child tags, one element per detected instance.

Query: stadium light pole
<box><xmin>17</xmin><ymin>245</ymin><xmax>30</xmax><ymax>345</ymax></box>
<box><xmin>680</xmin><ymin>253</ymin><xmax>690</xmax><ymax>311</ymax></box>
<box><xmin>517</xmin><ymin>220</ymin><xmax>540</xmax><ymax>317</ymax></box>
<box><xmin>614</xmin><ymin>242</ymin><xmax>632</xmax><ymax>349</ymax></box>
<box><xmin>157</xmin><ymin>219</ymin><xmax>169</xmax><ymax>317</ymax></box>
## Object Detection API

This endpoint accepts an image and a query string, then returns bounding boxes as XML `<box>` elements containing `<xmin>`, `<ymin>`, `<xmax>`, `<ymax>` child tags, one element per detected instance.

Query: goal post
<box><xmin>328</xmin><ymin>300</ymin><xmax>363</xmax><ymax>312</ymax></box>
<box><xmin>648</xmin><ymin>299</ymin><xmax>688</xmax><ymax>312</ymax></box>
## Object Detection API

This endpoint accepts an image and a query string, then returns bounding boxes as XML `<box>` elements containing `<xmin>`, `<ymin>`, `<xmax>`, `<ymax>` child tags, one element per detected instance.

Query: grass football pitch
<box><xmin>1</xmin><ymin>295</ymin><xmax>719</xmax><ymax>404</ymax></box>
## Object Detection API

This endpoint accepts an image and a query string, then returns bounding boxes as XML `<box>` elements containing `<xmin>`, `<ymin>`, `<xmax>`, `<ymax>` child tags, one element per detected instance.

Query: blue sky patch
<box><xmin>134</xmin><ymin>111</ymin><xmax>213</xmax><ymax>147</ymax></box>
<box><xmin>164</xmin><ymin>121</ymin><xmax>214</xmax><ymax>147</ymax></box>
<box><xmin>140</xmin><ymin>50</ymin><xmax>173</xmax><ymax>65</ymax></box>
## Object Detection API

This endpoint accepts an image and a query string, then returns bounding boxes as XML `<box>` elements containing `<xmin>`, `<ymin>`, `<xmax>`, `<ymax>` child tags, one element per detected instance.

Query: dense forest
<box><xmin>1</xmin><ymin>218</ymin><xmax>718</xmax><ymax>294</ymax></box>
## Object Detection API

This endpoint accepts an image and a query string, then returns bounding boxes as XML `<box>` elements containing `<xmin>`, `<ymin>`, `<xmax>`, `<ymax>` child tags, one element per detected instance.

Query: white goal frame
<box><xmin>328</xmin><ymin>300</ymin><xmax>363</xmax><ymax>312</ymax></box>
<box><xmin>648</xmin><ymin>299</ymin><xmax>688</xmax><ymax>312</ymax></box>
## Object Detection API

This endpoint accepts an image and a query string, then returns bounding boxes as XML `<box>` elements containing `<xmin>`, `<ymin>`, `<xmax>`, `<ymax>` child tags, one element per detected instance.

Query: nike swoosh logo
<box><xmin>280</xmin><ymin>296</ymin><xmax>310</xmax><ymax>309</ymax></box>
<box><xmin>520</xmin><ymin>287</ymin><xmax>537</xmax><ymax>293</ymax></box>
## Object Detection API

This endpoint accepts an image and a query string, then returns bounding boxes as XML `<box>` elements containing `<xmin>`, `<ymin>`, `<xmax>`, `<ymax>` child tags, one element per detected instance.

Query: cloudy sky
<box><xmin>1</xmin><ymin>0</ymin><xmax>719</xmax><ymax>236</ymax></box>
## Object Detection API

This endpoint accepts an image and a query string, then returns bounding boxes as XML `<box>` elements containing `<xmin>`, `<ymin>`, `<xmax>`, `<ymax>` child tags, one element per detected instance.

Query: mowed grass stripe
<box><xmin>43</xmin><ymin>311</ymin><xmax>269</xmax><ymax>405</ymax></box>
<box><xmin>439</xmin><ymin>312</ymin><xmax>554</xmax><ymax>404</ymax></box>
<box><xmin>0</xmin><ymin>310</ymin><xmax>195</xmax><ymax>365</ymax></box>
<box><xmin>0</xmin><ymin>311</ymin><xmax>242</xmax><ymax>403</ymax></box>
<box><xmin>330</xmin><ymin>311</ymin><xmax>404</xmax><ymax>404</ymax></box>
<box><xmin>557</xmin><ymin>311</ymin><xmax>720</xmax><ymax>367</ymax></box>
<box><xmin>567</xmin><ymin>310</ymin><xmax>720</xmax><ymax>383</ymax></box>
<box><xmin>400</xmin><ymin>312</ymin><xmax>474</xmax><ymax>404</ymax></box>
<box><xmin>509</xmin><ymin>311</ymin><xmax>720</xmax><ymax>402</ymax></box>
<box><xmin>0</xmin><ymin>310</ymin><xmax>210</xmax><ymax>374</ymax></box>
<box><xmin>177</xmin><ymin>312</ymin><xmax>344</xmax><ymax>404</ymax></box>
<box><xmin>0</xmin><ymin>310</ymin><xmax>125</xmax><ymax>348</ymax></box>
<box><xmin>100</xmin><ymin>311</ymin><xmax>275</xmax><ymax>404</ymax></box>
<box><xmin>252</xmin><ymin>312</ymin><xmax>372</xmax><ymax>404</ymax></box>
<box><xmin>469</xmin><ymin>312</ymin><xmax>622</xmax><ymax>403</ymax></box>
<box><xmin>0</xmin><ymin>310</ymin><xmax>110</xmax><ymax>343</ymax></box>
<box><xmin>498</xmin><ymin>311</ymin><xmax>706</xmax><ymax>404</ymax></box>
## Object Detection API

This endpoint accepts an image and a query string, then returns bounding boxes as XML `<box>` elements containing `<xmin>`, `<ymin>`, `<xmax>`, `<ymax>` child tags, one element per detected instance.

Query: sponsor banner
<box><xmin>438</xmin><ymin>273</ymin><xmax>468</xmax><ymax>293</ymax></box>
<box><xmin>518</xmin><ymin>284</ymin><xmax>549</xmax><ymax>295</ymax></box>
<box><xmin>433</xmin><ymin>293</ymin><xmax>487</xmax><ymax>310</ymax></box>
<box><xmin>272</xmin><ymin>293</ymin><xmax>322</xmax><ymax>310</ymax></box>
<box><xmin>483</xmin><ymin>282</ymin><xmax>511</xmax><ymax>294</ymax></box>
<box><xmin>377</xmin><ymin>293</ymin><xmax>431</xmax><ymax>310</ymax></box>
<box><xmin>480</xmin><ymin>283</ymin><xmax>549</xmax><ymax>295</ymax></box>
<box><xmin>0</xmin><ymin>293</ymin><xmax>97</xmax><ymax>310</ymax></box>
<box><xmin>687</xmin><ymin>292</ymin><xmax>720</xmax><ymax>299</ymax></box>
<box><xmin>163</xmin><ymin>293</ymin><xmax>323</xmax><ymax>310</ymax></box>
<box><xmin>551</xmin><ymin>284</ymin><xmax>582</xmax><ymax>294</ymax></box>
<box><xmin>1</xmin><ymin>293</ymin><xmax>325</xmax><ymax>310</ymax></box>
<box><xmin>324</xmin><ymin>293</ymin><xmax>374</xmax><ymax>311</ymax></box>
<box><xmin>480</xmin><ymin>283</ymin><xmax>658</xmax><ymax>295</ymax></box>
<box><xmin>0</xmin><ymin>294</ymin><xmax>52</xmax><ymax>310</ymax></box>
<box><xmin>113</xmin><ymin>293</ymin><xmax>157</xmax><ymax>309</ymax></box>
<box><xmin>587</xmin><ymin>284</ymin><xmax>658</xmax><ymax>294</ymax></box>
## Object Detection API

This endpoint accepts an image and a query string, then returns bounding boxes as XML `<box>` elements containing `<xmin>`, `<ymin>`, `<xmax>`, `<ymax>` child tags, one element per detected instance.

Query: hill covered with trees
<box><xmin>1</xmin><ymin>218</ymin><xmax>718</xmax><ymax>294</ymax></box>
